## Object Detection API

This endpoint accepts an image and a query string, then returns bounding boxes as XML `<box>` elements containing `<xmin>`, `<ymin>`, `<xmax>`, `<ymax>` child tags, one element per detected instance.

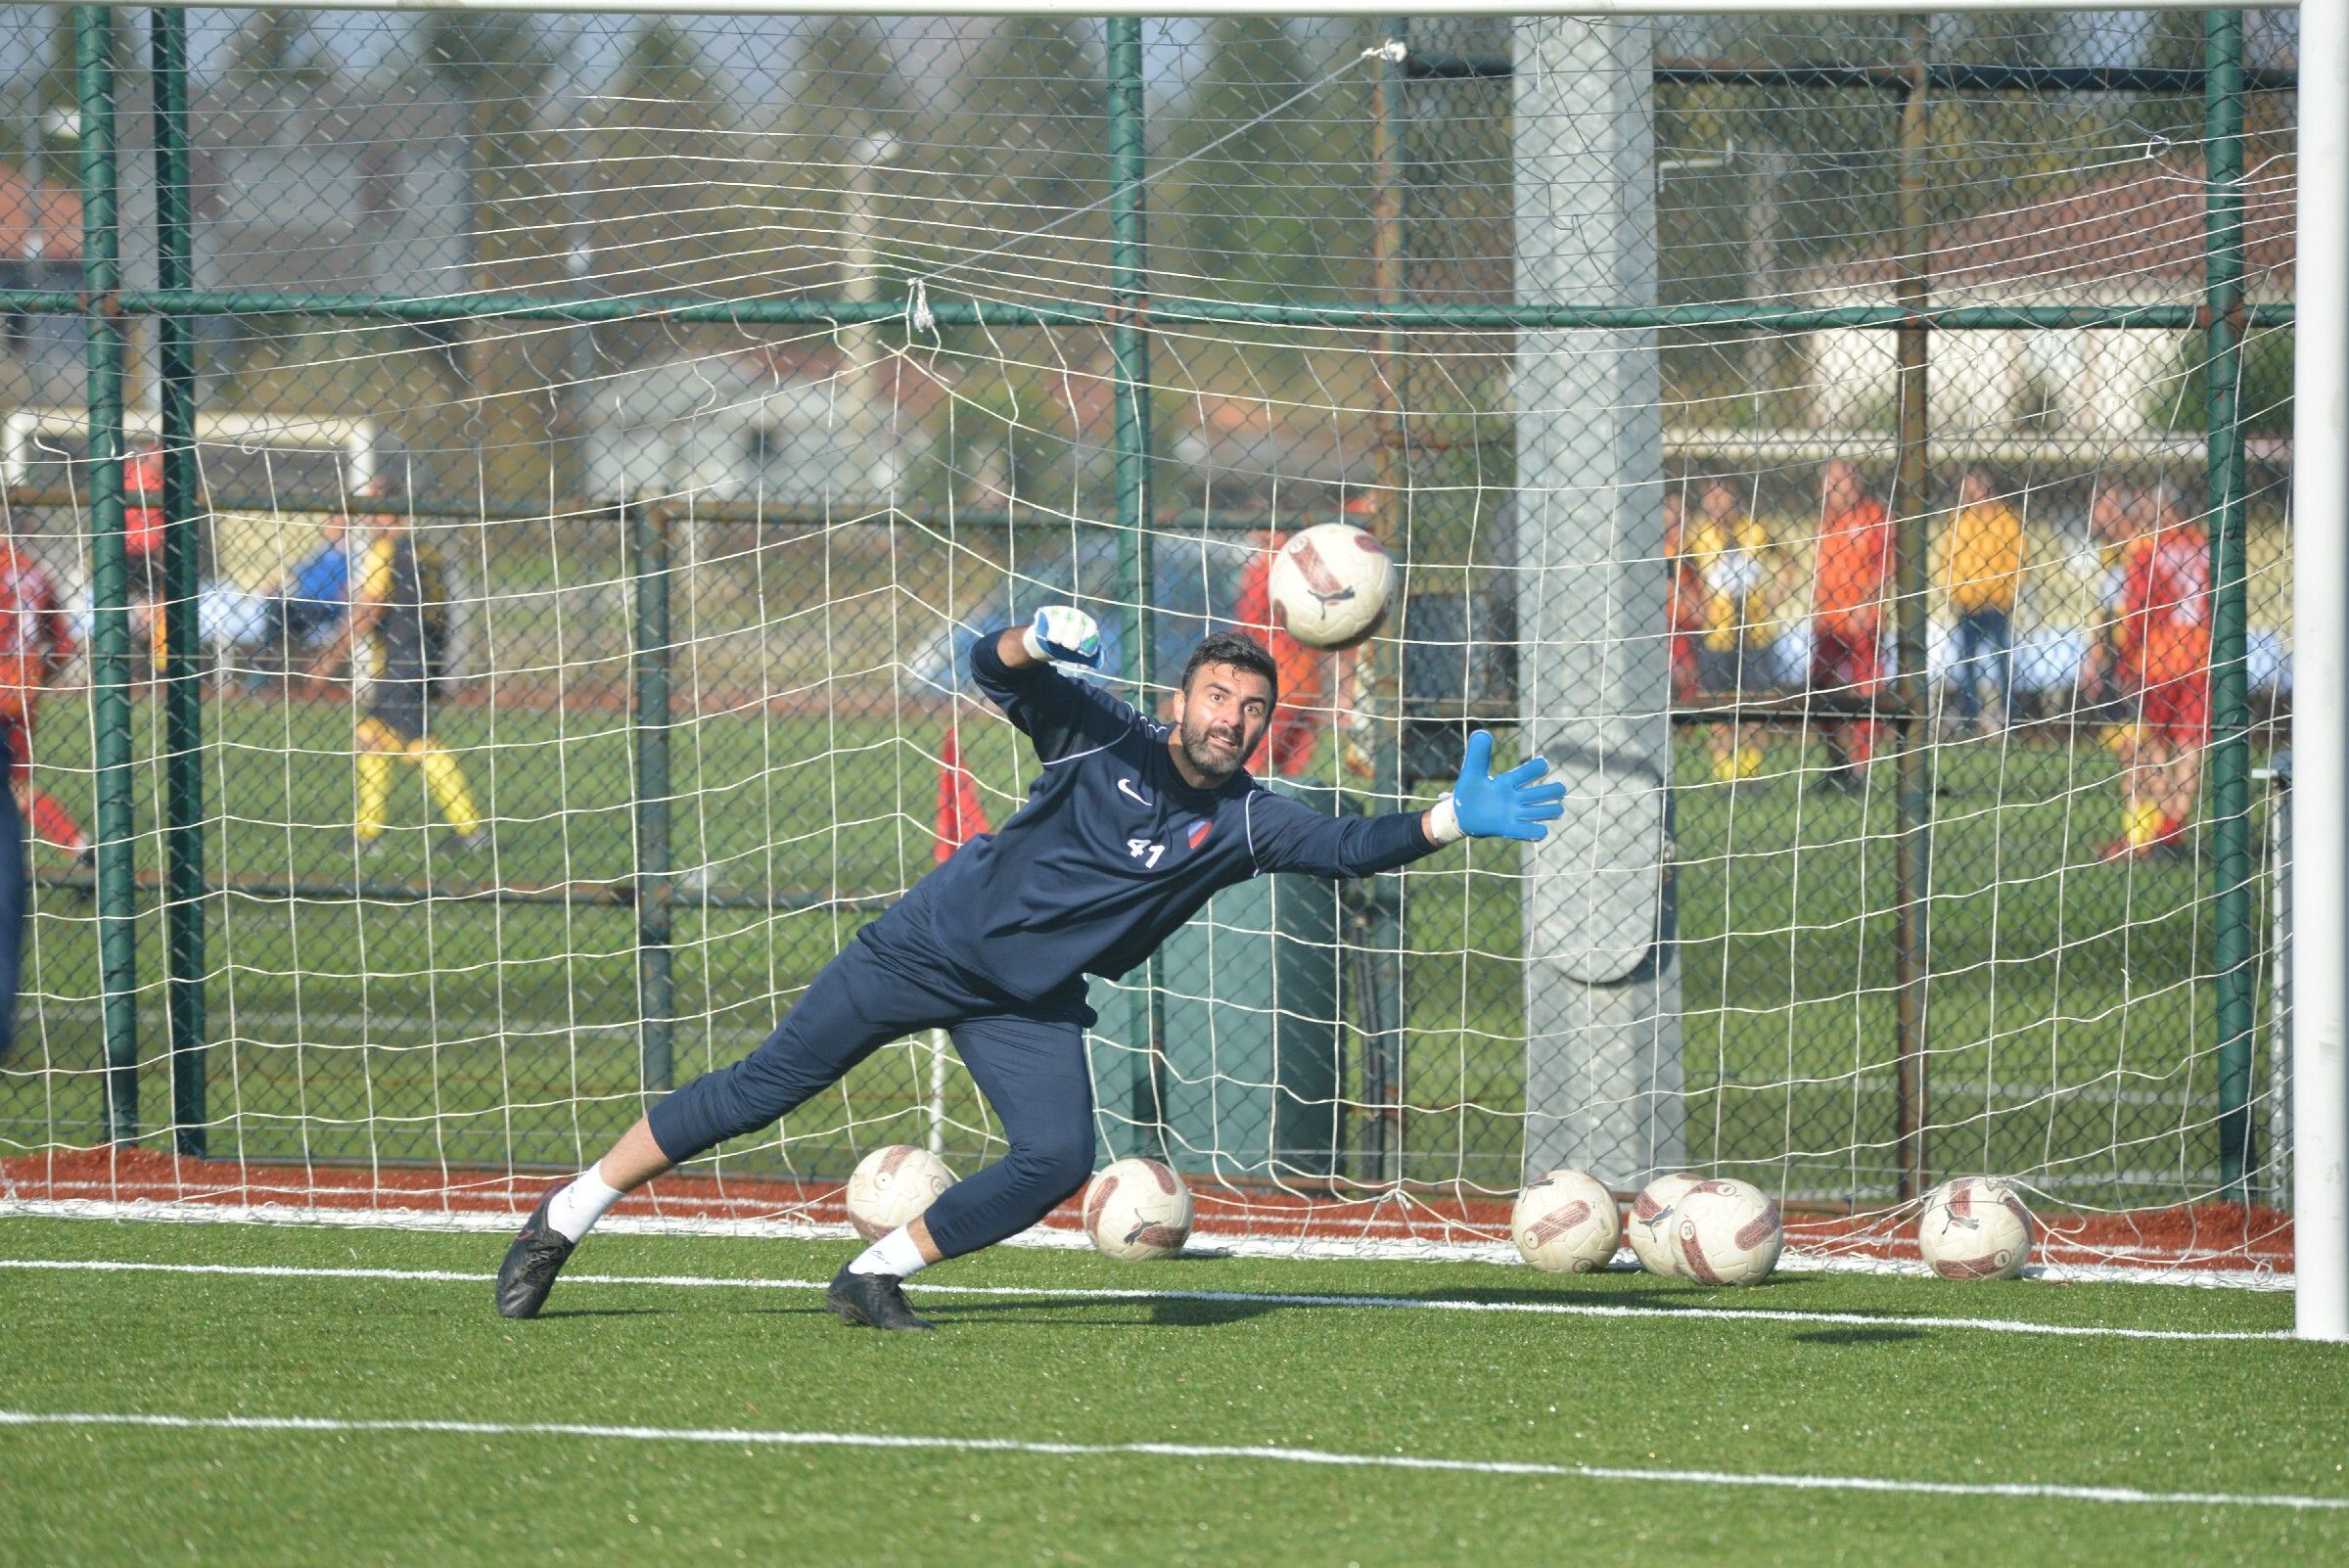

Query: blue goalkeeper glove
<box><xmin>1021</xmin><ymin>605</ymin><xmax>1104</xmax><ymax>669</ymax></box>
<box><xmin>1428</xmin><ymin>730</ymin><xmax>1567</xmax><ymax>844</ymax></box>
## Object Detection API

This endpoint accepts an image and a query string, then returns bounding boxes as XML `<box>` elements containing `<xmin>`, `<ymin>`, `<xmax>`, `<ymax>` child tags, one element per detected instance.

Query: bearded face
<box><xmin>1174</xmin><ymin>664</ymin><xmax>1274</xmax><ymax>785</ymax></box>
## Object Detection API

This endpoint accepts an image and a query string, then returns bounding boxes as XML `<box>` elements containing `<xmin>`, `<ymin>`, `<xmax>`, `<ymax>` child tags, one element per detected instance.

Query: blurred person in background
<box><xmin>2078</xmin><ymin>480</ymin><xmax>2141</xmax><ymax>721</ymax></box>
<box><xmin>1664</xmin><ymin>487</ymin><xmax>1702</xmax><ymax>707</ymax></box>
<box><xmin>308</xmin><ymin>499</ymin><xmax>484</xmax><ymax>857</ymax></box>
<box><xmin>1233</xmin><ymin>523</ymin><xmax>1339</xmax><ymax>778</ymax></box>
<box><xmin>1687</xmin><ymin>480</ymin><xmax>1773</xmax><ymax>781</ymax></box>
<box><xmin>1942</xmin><ymin>468</ymin><xmax>2027</xmax><ymax>734</ymax></box>
<box><xmin>1806</xmin><ymin>459</ymin><xmax>1891</xmax><ymax>792</ymax></box>
<box><xmin>2101</xmin><ymin>484</ymin><xmax>2210</xmax><ymax>863</ymax></box>
<box><xmin>254</xmin><ymin>512</ymin><xmax>353</xmax><ymax>679</ymax></box>
<box><xmin>123</xmin><ymin>435</ymin><xmax>168</xmax><ymax>679</ymax></box>
<box><xmin>0</xmin><ymin>528</ymin><xmax>90</xmax><ymax>872</ymax></box>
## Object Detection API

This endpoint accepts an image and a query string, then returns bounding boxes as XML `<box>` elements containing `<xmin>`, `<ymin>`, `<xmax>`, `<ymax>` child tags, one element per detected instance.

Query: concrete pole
<box><xmin>1512</xmin><ymin>18</ymin><xmax>1683</xmax><ymax>1190</ymax></box>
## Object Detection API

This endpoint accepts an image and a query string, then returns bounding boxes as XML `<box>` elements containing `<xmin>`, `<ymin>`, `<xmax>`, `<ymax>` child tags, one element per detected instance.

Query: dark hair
<box><xmin>1180</xmin><ymin>630</ymin><xmax>1278</xmax><ymax>702</ymax></box>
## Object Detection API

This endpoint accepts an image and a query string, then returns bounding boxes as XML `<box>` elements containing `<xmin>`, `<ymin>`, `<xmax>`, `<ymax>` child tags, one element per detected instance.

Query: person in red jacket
<box><xmin>2101</xmin><ymin>485</ymin><xmax>2212</xmax><ymax>862</ymax></box>
<box><xmin>1232</xmin><ymin>528</ymin><xmax>1339</xmax><ymax>777</ymax></box>
<box><xmin>1807</xmin><ymin>460</ymin><xmax>1891</xmax><ymax>789</ymax></box>
<box><xmin>0</xmin><ymin>531</ymin><xmax>91</xmax><ymax>866</ymax></box>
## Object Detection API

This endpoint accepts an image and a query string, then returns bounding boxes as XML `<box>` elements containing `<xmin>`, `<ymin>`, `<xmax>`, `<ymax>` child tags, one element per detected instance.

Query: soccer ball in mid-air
<box><xmin>1266</xmin><ymin>523</ymin><xmax>1396</xmax><ymax>650</ymax></box>
<box><xmin>845</xmin><ymin>1144</ymin><xmax>957</xmax><ymax>1240</ymax></box>
<box><xmin>1627</xmin><ymin>1172</ymin><xmax>1704</xmax><ymax>1276</ymax></box>
<box><xmin>1917</xmin><ymin>1176</ymin><xmax>2035</xmax><ymax>1280</ymax></box>
<box><xmin>1511</xmin><ymin>1168</ymin><xmax>1622</xmax><ymax>1273</ymax></box>
<box><xmin>1082</xmin><ymin>1157</ymin><xmax>1193</xmax><ymax>1261</ymax></box>
<box><xmin>1670</xmin><ymin>1178</ymin><xmax>1784</xmax><ymax>1286</ymax></box>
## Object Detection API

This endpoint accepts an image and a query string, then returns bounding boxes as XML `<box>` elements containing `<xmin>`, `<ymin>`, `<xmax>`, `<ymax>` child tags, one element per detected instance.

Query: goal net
<box><xmin>0</xmin><ymin>7</ymin><xmax>2303</xmax><ymax>1279</ymax></box>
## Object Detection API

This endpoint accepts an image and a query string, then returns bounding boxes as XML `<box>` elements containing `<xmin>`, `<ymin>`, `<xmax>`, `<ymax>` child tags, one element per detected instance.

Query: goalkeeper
<box><xmin>496</xmin><ymin>611</ymin><xmax>1565</xmax><ymax>1329</ymax></box>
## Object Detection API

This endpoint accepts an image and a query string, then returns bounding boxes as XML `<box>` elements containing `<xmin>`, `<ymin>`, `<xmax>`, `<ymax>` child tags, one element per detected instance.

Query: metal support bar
<box><xmin>1107</xmin><ymin>17</ymin><xmax>1165</xmax><ymax>1158</ymax></box>
<box><xmin>151</xmin><ymin>5</ymin><xmax>206</xmax><ymax>1159</ymax></box>
<box><xmin>1655</xmin><ymin>59</ymin><xmax>2296</xmax><ymax>92</ymax></box>
<box><xmin>77</xmin><ymin>7</ymin><xmax>138</xmax><ymax>1147</ymax></box>
<box><xmin>2205</xmin><ymin>9</ymin><xmax>2257</xmax><ymax>1200</ymax></box>
<box><xmin>630</xmin><ymin>503</ymin><xmax>674</xmax><ymax>1097</ymax></box>
<box><xmin>1890</xmin><ymin>43</ymin><xmax>1933</xmax><ymax>1203</ymax></box>
<box><xmin>1360</xmin><ymin>23</ymin><xmax>1410</xmax><ymax>1184</ymax></box>
<box><xmin>0</xmin><ymin>288</ymin><xmax>2291</xmax><ymax>335</ymax></box>
<box><xmin>1417</xmin><ymin>56</ymin><xmax>2297</xmax><ymax>92</ymax></box>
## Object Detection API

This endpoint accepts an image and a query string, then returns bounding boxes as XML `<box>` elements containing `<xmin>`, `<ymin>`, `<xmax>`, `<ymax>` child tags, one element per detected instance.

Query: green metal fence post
<box><xmin>1360</xmin><ymin>19</ymin><xmax>1411</xmax><ymax>1184</ymax></box>
<box><xmin>2204</xmin><ymin>8</ymin><xmax>2255</xmax><ymax>1198</ymax></box>
<box><xmin>1107</xmin><ymin>19</ymin><xmax>1166</xmax><ymax>1154</ymax></box>
<box><xmin>76</xmin><ymin>6</ymin><xmax>138</xmax><ymax>1146</ymax></box>
<box><xmin>152</xmin><ymin>5</ymin><xmax>206</xmax><ymax>1158</ymax></box>
<box><xmin>1890</xmin><ymin>40</ymin><xmax>1935</xmax><ymax>1201</ymax></box>
<box><xmin>630</xmin><ymin>503</ymin><xmax>674</xmax><ymax>1096</ymax></box>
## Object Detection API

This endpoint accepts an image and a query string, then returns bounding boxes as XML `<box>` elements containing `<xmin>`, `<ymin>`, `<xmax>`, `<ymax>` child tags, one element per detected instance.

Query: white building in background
<box><xmin>579</xmin><ymin>346</ymin><xmax>939</xmax><ymax>510</ymax></box>
<box><xmin>1795</xmin><ymin>166</ymin><xmax>2294</xmax><ymax>438</ymax></box>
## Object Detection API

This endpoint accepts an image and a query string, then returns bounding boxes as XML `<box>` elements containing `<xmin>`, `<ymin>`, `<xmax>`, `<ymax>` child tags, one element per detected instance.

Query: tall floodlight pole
<box><xmin>2294</xmin><ymin>0</ymin><xmax>2349</xmax><ymax>1345</ymax></box>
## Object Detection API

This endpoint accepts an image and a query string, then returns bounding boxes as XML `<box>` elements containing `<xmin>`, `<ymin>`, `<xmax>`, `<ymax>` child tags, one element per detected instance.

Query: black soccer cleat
<box><xmin>495</xmin><ymin>1183</ymin><xmax>577</xmax><ymax>1319</ymax></box>
<box><xmin>824</xmin><ymin>1264</ymin><xmax>937</xmax><ymax>1331</ymax></box>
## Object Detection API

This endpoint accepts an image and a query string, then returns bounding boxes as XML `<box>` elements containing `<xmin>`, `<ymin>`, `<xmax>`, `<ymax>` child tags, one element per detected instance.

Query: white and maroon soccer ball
<box><xmin>844</xmin><ymin>1144</ymin><xmax>957</xmax><ymax>1241</ymax></box>
<box><xmin>1918</xmin><ymin>1176</ymin><xmax>2035</xmax><ymax>1280</ymax></box>
<box><xmin>1266</xmin><ymin>523</ymin><xmax>1396</xmax><ymax>650</ymax></box>
<box><xmin>1511</xmin><ymin>1168</ymin><xmax>1622</xmax><ymax>1273</ymax></box>
<box><xmin>1670</xmin><ymin>1178</ymin><xmax>1784</xmax><ymax>1286</ymax></box>
<box><xmin>1627</xmin><ymin>1172</ymin><xmax>1704</xmax><ymax>1277</ymax></box>
<box><xmin>1082</xmin><ymin>1157</ymin><xmax>1194</xmax><ymax>1261</ymax></box>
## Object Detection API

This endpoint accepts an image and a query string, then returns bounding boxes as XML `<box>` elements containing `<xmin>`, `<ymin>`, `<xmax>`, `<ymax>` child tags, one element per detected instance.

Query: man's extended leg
<box><xmin>496</xmin><ymin>937</ymin><xmax>956</xmax><ymax>1318</ymax></box>
<box><xmin>921</xmin><ymin>1011</ymin><xmax>1097</xmax><ymax>1260</ymax></box>
<box><xmin>822</xmin><ymin>1007</ymin><xmax>1097</xmax><ymax>1331</ymax></box>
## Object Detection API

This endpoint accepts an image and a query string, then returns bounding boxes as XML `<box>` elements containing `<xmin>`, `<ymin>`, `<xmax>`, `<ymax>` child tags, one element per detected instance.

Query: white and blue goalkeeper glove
<box><xmin>1021</xmin><ymin>605</ymin><xmax>1104</xmax><ymax>669</ymax></box>
<box><xmin>1426</xmin><ymin>730</ymin><xmax>1567</xmax><ymax>844</ymax></box>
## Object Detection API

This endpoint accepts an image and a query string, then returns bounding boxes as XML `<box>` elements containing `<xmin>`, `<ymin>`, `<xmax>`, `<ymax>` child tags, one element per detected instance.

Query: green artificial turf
<box><xmin>0</xmin><ymin>1217</ymin><xmax>2339</xmax><ymax>1568</ymax></box>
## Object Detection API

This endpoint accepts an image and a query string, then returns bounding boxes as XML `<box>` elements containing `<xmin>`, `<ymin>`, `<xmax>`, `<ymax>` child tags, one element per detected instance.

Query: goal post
<box><xmin>2290</xmin><ymin>0</ymin><xmax>2347</xmax><ymax>1344</ymax></box>
<box><xmin>0</xmin><ymin>4</ymin><xmax>2331</xmax><ymax>1321</ymax></box>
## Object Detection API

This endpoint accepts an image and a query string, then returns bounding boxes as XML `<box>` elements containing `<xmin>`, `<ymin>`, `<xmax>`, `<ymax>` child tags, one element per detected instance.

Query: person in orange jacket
<box><xmin>1807</xmin><ymin>460</ymin><xmax>1891</xmax><ymax>789</ymax></box>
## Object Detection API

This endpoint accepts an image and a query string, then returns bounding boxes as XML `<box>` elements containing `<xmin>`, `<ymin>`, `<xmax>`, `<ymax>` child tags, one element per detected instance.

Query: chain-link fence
<box><xmin>0</xmin><ymin>8</ymin><xmax>2299</xmax><ymax>1252</ymax></box>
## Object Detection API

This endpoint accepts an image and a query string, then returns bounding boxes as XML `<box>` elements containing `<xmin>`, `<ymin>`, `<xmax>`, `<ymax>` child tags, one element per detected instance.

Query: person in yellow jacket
<box><xmin>1686</xmin><ymin>481</ymin><xmax>1774</xmax><ymax>781</ymax></box>
<box><xmin>1942</xmin><ymin>469</ymin><xmax>2026</xmax><ymax>731</ymax></box>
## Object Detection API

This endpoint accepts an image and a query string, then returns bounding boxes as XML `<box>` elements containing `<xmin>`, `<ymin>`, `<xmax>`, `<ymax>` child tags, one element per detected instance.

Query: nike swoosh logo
<box><xmin>1117</xmin><ymin>778</ymin><xmax>1152</xmax><ymax>807</ymax></box>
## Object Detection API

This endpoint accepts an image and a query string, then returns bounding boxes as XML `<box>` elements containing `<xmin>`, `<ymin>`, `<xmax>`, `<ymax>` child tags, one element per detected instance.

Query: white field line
<box><xmin>0</xmin><ymin>1257</ymin><xmax>2293</xmax><ymax>1342</ymax></box>
<box><xmin>0</xmin><ymin>1197</ymin><xmax>2296</xmax><ymax>1290</ymax></box>
<box><xmin>0</xmin><ymin>1409</ymin><xmax>2338</xmax><ymax>1512</ymax></box>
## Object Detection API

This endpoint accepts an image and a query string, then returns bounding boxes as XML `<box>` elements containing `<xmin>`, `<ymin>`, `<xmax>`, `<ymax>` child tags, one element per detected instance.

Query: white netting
<box><xmin>0</xmin><ymin>9</ymin><xmax>2303</xmax><ymax>1277</ymax></box>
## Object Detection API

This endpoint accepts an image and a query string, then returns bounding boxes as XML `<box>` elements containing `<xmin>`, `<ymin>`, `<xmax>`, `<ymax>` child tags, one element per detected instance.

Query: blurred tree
<box><xmin>227</xmin><ymin>10</ymin><xmax>336</xmax><ymax>95</ymax></box>
<box><xmin>944</xmin><ymin>15</ymin><xmax>1104</xmax><ymax>284</ymax></box>
<box><xmin>590</xmin><ymin>19</ymin><xmax>730</xmax><ymax>300</ymax></box>
<box><xmin>417</xmin><ymin>13</ymin><xmax>565</xmax><ymax>505</ymax></box>
<box><xmin>1161</xmin><ymin>17</ymin><xmax>1341</xmax><ymax>302</ymax></box>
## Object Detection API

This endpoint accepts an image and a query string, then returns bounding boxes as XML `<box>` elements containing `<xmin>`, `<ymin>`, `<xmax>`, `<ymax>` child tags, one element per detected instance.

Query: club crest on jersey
<box><xmin>1186</xmin><ymin>820</ymin><xmax>1213</xmax><ymax>850</ymax></box>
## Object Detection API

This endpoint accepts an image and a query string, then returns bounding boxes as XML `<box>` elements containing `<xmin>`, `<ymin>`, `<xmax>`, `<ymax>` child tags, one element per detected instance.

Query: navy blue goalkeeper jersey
<box><xmin>906</xmin><ymin>633</ymin><xmax>1439</xmax><ymax>1003</ymax></box>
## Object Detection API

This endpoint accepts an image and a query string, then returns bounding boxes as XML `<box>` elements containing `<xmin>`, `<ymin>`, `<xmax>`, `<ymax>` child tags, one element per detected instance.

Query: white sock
<box><xmin>847</xmin><ymin>1225</ymin><xmax>930</xmax><ymax>1278</ymax></box>
<box><xmin>544</xmin><ymin>1165</ymin><xmax>625</xmax><ymax>1243</ymax></box>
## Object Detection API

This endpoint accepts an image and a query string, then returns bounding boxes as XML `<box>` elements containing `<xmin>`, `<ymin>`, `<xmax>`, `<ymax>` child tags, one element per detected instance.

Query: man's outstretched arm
<box><xmin>1248</xmin><ymin>729</ymin><xmax>1567</xmax><ymax>878</ymax></box>
<box><xmin>970</xmin><ymin>606</ymin><xmax>1135</xmax><ymax>763</ymax></box>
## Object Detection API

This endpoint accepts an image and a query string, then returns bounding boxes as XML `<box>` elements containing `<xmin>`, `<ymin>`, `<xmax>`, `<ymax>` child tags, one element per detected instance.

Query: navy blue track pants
<box><xmin>646</xmin><ymin>894</ymin><xmax>1097</xmax><ymax>1261</ymax></box>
